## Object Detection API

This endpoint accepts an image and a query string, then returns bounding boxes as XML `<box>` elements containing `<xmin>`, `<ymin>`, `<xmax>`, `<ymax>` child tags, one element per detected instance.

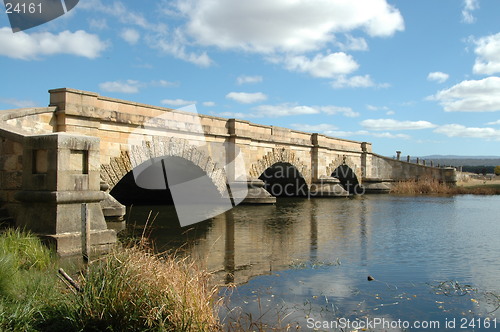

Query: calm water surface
<box><xmin>125</xmin><ymin>195</ymin><xmax>500</xmax><ymax>331</ymax></box>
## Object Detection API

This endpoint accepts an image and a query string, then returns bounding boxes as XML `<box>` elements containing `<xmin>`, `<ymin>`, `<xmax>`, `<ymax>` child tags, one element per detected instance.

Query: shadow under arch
<box><xmin>259</xmin><ymin>162</ymin><xmax>309</xmax><ymax>197</ymax></box>
<box><xmin>331</xmin><ymin>164</ymin><xmax>361</xmax><ymax>194</ymax></box>
<box><xmin>110</xmin><ymin>156</ymin><xmax>223</xmax><ymax>206</ymax></box>
<box><xmin>101</xmin><ymin>138</ymin><xmax>227</xmax><ymax>196</ymax></box>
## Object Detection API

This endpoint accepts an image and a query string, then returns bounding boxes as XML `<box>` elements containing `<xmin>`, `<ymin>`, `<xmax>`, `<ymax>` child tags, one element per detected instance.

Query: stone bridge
<box><xmin>0</xmin><ymin>88</ymin><xmax>456</xmax><ymax>254</ymax></box>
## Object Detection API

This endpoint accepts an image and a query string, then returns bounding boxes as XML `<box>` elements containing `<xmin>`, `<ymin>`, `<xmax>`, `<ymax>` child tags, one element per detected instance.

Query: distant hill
<box><xmin>390</xmin><ymin>155</ymin><xmax>500</xmax><ymax>174</ymax></box>
<box><xmin>420</xmin><ymin>155</ymin><xmax>500</xmax><ymax>160</ymax></box>
<box><xmin>414</xmin><ymin>156</ymin><xmax>500</xmax><ymax>167</ymax></box>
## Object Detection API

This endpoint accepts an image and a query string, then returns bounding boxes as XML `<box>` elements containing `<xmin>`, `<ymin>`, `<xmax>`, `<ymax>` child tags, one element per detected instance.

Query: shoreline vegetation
<box><xmin>390</xmin><ymin>177</ymin><xmax>500</xmax><ymax>195</ymax></box>
<box><xmin>0</xmin><ymin>229</ymin><xmax>222</xmax><ymax>331</ymax></box>
<box><xmin>0</xmin><ymin>229</ymin><xmax>293</xmax><ymax>331</ymax></box>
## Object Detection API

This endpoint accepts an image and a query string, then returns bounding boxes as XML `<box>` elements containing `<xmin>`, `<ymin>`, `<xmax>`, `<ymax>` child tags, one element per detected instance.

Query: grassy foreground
<box><xmin>0</xmin><ymin>229</ymin><xmax>221</xmax><ymax>331</ymax></box>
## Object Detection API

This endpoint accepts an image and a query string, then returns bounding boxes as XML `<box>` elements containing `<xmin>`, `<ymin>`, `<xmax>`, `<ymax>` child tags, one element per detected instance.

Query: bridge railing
<box><xmin>369</xmin><ymin>153</ymin><xmax>456</xmax><ymax>184</ymax></box>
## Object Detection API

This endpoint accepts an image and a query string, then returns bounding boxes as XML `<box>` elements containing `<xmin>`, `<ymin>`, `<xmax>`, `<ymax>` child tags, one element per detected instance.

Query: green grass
<box><xmin>0</xmin><ymin>229</ymin><xmax>60</xmax><ymax>332</ymax></box>
<box><xmin>0</xmin><ymin>229</ymin><xmax>221</xmax><ymax>331</ymax></box>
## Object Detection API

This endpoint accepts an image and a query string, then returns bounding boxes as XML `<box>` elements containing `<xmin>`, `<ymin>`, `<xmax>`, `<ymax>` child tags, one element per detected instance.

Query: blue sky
<box><xmin>1</xmin><ymin>0</ymin><xmax>500</xmax><ymax>156</ymax></box>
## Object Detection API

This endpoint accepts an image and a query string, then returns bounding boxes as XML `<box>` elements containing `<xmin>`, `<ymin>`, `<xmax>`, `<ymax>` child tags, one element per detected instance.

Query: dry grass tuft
<box><xmin>71</xmin><ymin>244</ymin><xmax>222</xmax><ymax>331</ymax></box>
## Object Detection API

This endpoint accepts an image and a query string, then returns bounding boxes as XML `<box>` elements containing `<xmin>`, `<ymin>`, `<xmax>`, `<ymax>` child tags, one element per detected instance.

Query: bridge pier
<box><xmin>14</xmin><ymin>133</ymin><xmax>117</xmax><ymax>256</ymax></box>
<box><xmin>235</xmin><ymin>178</ymin><xmax>276</xmax><ymax>204</ymax></box>
<box><xmin>309</xmin><ymin>176</ymin><xmax>349</xmax><ymax>197</ymax></box>
<box><xmin>361</xmin><ymin>178</ymin><xmax>392</xmax><ymax>194</ymax></box>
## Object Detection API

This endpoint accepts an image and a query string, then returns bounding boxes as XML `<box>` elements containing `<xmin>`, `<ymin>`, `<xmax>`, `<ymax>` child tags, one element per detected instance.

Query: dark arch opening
<box><xmin>331</xmin><ymin>165</ymin><xmax>360</xmax><ymax>194</ymax></box>
<box><xmin>110</xmin><ymin>156</ymin><xmax>220</xmax><ymax>206</ymax></box>
<box><xmin>259</xmin><ymin>162</ymin><xmax>308</xmax><ymax>197</ymax></box>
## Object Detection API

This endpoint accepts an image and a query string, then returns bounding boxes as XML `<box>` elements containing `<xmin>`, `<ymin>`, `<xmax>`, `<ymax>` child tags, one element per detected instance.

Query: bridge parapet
<box><xmin>370</xmin><ymin>153</ymin><xmax>457</xmax><ymax>184</ymax></box>
<box><xmin>312</xmin><ymin>133</ymin><xmax>369</xmax><ymax>153</ymax></box>
<box><xmin>228</xmin><ymin>119</ymin><xmax>311</xmax><ymax>146</ymax></box>
<box><xmin>1</xmin><ymin>107</ymin><xmax>56</xmax><ymax>135</ymax></box>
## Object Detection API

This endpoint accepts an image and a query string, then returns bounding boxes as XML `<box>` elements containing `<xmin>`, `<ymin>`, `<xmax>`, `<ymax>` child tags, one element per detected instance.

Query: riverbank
<box><xmin>0</xmin><ymin>229</ymin><xmax>221</xmax><ymax>331</ymax></box>
<box><xmin>390</xmin><ymin>178</ymin><xmax>500</xmax><ymax>195</ymax></box>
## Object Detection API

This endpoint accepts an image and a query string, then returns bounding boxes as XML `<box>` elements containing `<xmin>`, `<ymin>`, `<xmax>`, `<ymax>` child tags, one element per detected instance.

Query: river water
<box><xmin>125</xmin><ymin>194</ymin><xmax>500</xmax><ymax>331</ymax></box>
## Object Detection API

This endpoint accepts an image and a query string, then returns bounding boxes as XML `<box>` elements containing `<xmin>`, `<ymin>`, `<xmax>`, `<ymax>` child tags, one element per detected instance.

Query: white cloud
<box><xmin>462</xmin><ymin>0</ymin><xmax>479</xmax><ymax>24</ymax></box>
<box><xmin>319</xmin><ymin>106</ymin><xmax>360</xmax><ymax>117</ymax></box>
<box><xmin>99</xmin><ymin>80</ymin><xmax>141</xmax><ymax>93</ymax></box>
<box><xmin>237</xmin><ymin>75</ymin><xmax>263</xmax><ymax>85</ymax></box>
<box><xmin>429</xmin><ymin>77</ymin><xmax>500</xmax><ymax>112</ymax></box>
<box><xmin>0</xmin><ymin>98</ymin><xmax>37</xmax><ymax>108</ymax></box>
<box><xmin>161</xmin><ymin>98</ymin><xmax>196</xmax><ymax>106</ymax></box>
<box><xmin>226</xmin><ymin>92</ymin><xmax>267</xmax><ymax>104</ymax></box>
<box><xmin>99</xmin><ymin>79</ymin><xmax>176</xmax><ymax>93</ymax></box>
<box><xmin>252</xmin><ymin>104</ymin><xmax>319</xmax><ymax>117</ymax></box>
<box><xmin>291</xmin><ymin>123</ymin><xmax>338</xmax><ymax>132</ymax></box>
<box><xmin>121</xmin><ymin>28</ymin><xmax>140</xmax><ymax>45</ymax></box>
<box><xmin>361</xmin><ymin>119</ymin><xmax>436</xmax><ymax>130</ymax></box>
<box><xmin>210</xmin><ymin>111</ymin><xmax>247</xmax><ymax>118</ymax></box>
<box><xmin>486</xmin><ymin>120</ymin><xmax>500</xmax><ymax>125</ymax></box>
<box><xmin>176</xmin><ymin>0</ymin><xmax>404</xmax><ymax>53</ymax></box>
<box><xmin>81</xmin><ymin>1</ymin><xmax>215</xmax><ymax>66</ymax></box>
<box><xmin>427</xmin><ymin>71</ymin><xmax>449</xmax><ymax>83</ymax></box>
<box><xmin>203</xmin><ymin>101</ymin><xmax>216</xmax><ymax>107</ymax></box>
<box><xmin>79</xmin><ymin>0</ymin><xmax>166</xmax><ymax>33</ymax></box>
<box><xmin>84</xmin><ymin>0</ymin><xmax>227</xmax><ymax>66</ymax></box>
<box><xmin>367</xmin><ymin>104</ymin><xmax>388</xmax><ymax>111</ymax></box>
<box><xmin>211</xmin><ymin>103</ymin><xmax>356</xmax><ymax>119</ymax></box>
<box><xmin>331</xmin><ymin>74</ymin><xmax>389</xmax><ymax>89</ymax></box>
<box><xmin>0</xmin><ymin>28</ymin><xmax>107</xmax><ymax>60</ymax></box>
<box><xmin>89</xmin><ymin>18</ymin><xmax>108</xmax><ymax>30</ymax></box>
<box><xmin>336</xmin><ymin>35</ymin><xmax>369</xmax><ymax>51</ymax></box>
<box><xmin>151</xmin><ymin>80</ymin><xmax>177</xmax><ymax>87</ymax></box>
<box><xmin>366</xmin><ymin>105</ymin><xmax>394</xmax><ymax>115</ymax></box>
<box><xmin>371</xmin><ymin>132</ymin><xmax>411</xmax><ymax>139</ymax></box>
<box><xmin>473</xmin><ymin>33</ymin><xmax>500</xmax><ymax>75</ymax></box>
<box><xmin>435</xmin><ymin>124</ymin><xmax>500</xmax><ymax>140</ymax></box>
<box><xmin>249</xmin><ymin>103</ymin><xmax>358</xmax><ymax>118</ymax></box>
<box><xmin>282</xmin><ymin>52</ymin><xmax>359</xmax><ymax>78</ymax></box>
<box><xmin>324</xmin><ymin>129</ymin><xmax>410</xmax><ymax>140</ymax></box>
<box><xmin>324</xmin><ymin>129</ymin><xmax>368</xmax><ymax>137</ymax></box>
<box><xmin>150</xmin><ymin>34</ymin><xmax>213</xmax><ymax>67</ymax></box>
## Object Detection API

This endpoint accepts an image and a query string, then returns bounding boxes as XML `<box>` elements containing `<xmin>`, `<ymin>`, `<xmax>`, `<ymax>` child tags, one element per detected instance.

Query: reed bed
<box><xmin>390</xmin><ymin>178</ymin><xmax>500</xmax><ymax>195</ymax></box>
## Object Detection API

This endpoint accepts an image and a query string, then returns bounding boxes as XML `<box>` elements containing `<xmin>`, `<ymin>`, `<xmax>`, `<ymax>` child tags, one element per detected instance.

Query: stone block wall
<box><xmin>0</xmin><ymin>108</ymin><xmax>57</xmax><ymax>217</ymax></box>
<box><xmin>0</xmin><ymin>136</ymin><xmax>23</xmax><ymax>215</ymax></box>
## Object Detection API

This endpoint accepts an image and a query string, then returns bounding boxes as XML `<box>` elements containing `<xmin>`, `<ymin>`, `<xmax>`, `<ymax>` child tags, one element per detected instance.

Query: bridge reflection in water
<box><xmin>124</xmin><ymin>197</ymin><xmax>373</xmax><ymax>285</ymax></box>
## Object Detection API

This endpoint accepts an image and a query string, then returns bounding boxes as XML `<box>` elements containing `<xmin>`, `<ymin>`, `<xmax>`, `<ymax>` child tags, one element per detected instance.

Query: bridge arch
<box><xmin>326</xmin><ymin>155</ymin><xmax>362</xmax><ymax>194</ymax></box>
<box><xmin>249</xmin><ymin>148</ymin><xmax>311</xmax><ymax>184</ymax></box>
<box><xmin>259</xmin><ymin>162</ymin><xmax>309</xmax><ymax>197</ymax></box>
<box><xmin>325</xmin><ymin>155</ymin><xmax>362</xmax><ymax>182</ymax></box>
<box><xmin>100</xmin><ymin>137</ymin><xmax>227</xmax><ymax>195</ymax></box>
